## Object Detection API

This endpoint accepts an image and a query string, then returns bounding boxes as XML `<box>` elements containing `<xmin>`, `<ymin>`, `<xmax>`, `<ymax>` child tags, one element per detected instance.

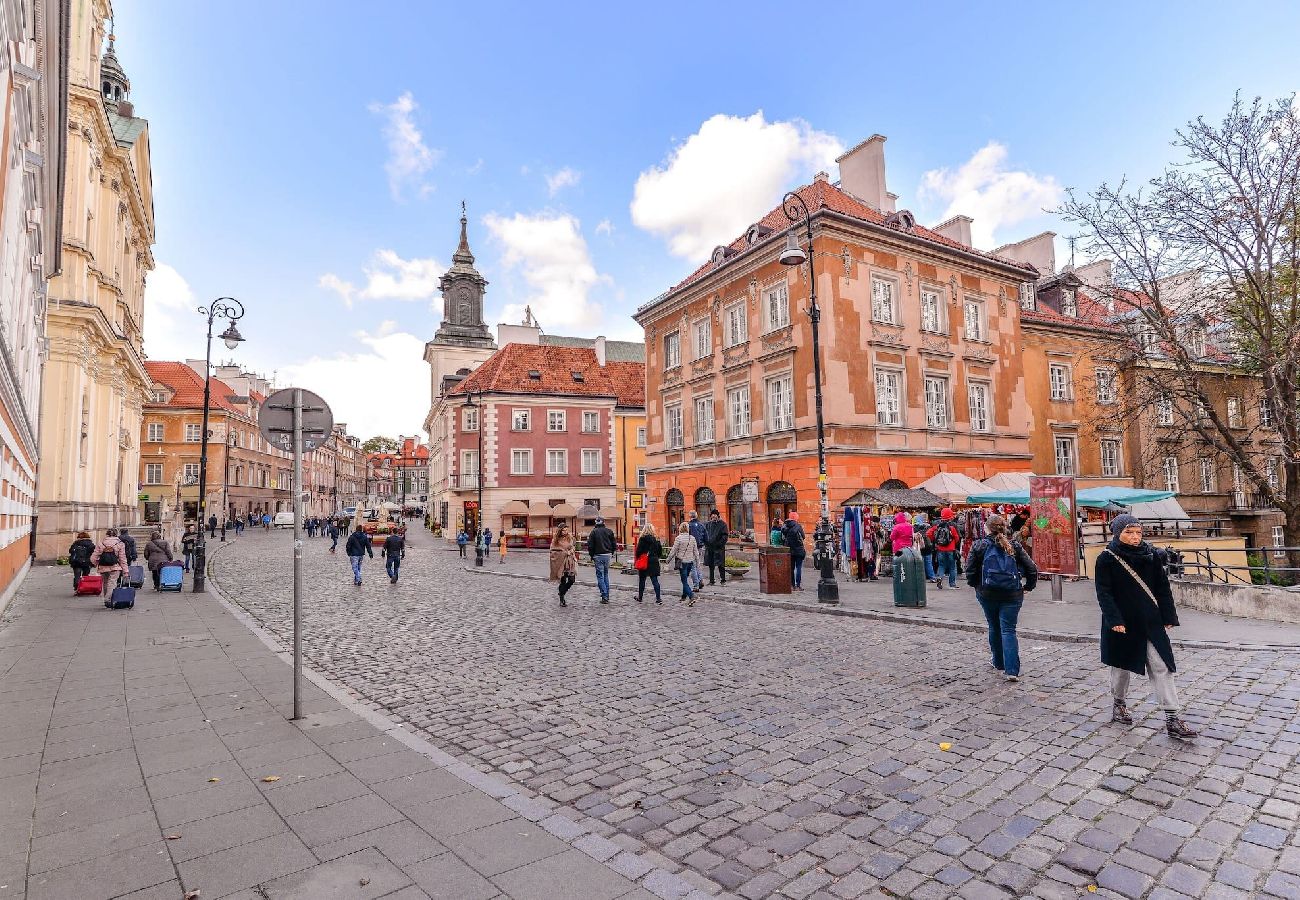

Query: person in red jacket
<box><xmin>927</xmin><ymin>508</ymin><xmax>961</xmax><ymax>589</ymax></box>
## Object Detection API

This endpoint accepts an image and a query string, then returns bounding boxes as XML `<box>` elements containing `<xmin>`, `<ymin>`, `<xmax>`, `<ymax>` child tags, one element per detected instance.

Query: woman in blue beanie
<box><xmin>1094</xmin><ymin>514</ymin><xmax>1197</xmax><ymax>740</ymax></box>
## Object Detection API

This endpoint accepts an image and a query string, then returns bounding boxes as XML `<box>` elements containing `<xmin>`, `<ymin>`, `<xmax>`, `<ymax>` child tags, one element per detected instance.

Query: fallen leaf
<box><xmin>939</xmin><ymin>742</ymin><xmax>952</xmax><ymax>751</ymax></box>
<box><xmin>1087</xmin><ymin>887</ymin><xmax>1097</xmax><ymax>894</ymax></box>
<box><xmin>166</xmin><ymin>834</ymin><xmax>182</xmax><ymax>840</ymax></box>
<box><xmin>261</xmin><ymin>776</ymin><xmax>280</xmax><ymax>783</ymax></box>
<box><xmin>359</xmin><ymin>878</ymin><xmax>370</xmax><ymax>886</ymax></box>
<box><xmin>207</xmin><ymin>777</ymin><xmax>220</xmax><ymax>783</ymax></box>
<box><xmin>184</xmin><ymin>891</ymin><xmax>201</xmax><ymax>899</ymax></box>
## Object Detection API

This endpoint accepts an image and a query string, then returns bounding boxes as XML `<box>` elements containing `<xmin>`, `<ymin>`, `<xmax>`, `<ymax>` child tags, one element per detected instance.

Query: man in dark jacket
<box><xmin>207</xmin><ymin>515</ymin><xmax>218</xmax><ymax>538</ymax></box>
<box><xmin>382</xmin><ymin>532</ymin><xmax>405</xmax><ymax>583</ymax></box>
<box><xmin>119</xmin><ymin>528</ymin><xmax>138</xmax><ymax>565</ymax></box>
<box><xmin>687</xmin><ymin>511</ymin><xmax>707</xmax><ymax>592</ymax></box>
<box><xmin>782</xmin><ymin>514</ymin><xmax>807</xmax><ymax>590</ymax></box>
<box><xmin>327</xmin><ymin>520</ymin><xmax>341</xmax><ymax>553</ymax></box>
<box><xmin>703</xmin><ymin>510</ymin><xmax>730</xmax><ymax>585</ymax></box>
<box><xmin>344</xmin><ymin>525</ymin><xmax>373</xmax><ymax>586</ymax></box>
<box><xmin>586</xmin><ymin>517</ymin><xmax>617</xmax><ymax>604</ymax></box>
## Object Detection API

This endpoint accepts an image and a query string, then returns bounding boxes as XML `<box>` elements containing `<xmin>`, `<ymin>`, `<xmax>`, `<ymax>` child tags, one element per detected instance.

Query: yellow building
<box><xmin>36</xmin><ymin>3</ymin><xmax>154</xmax><ymax>559</ymax></box>
<box><xmin>614</xmin><ymin>406</ymin><xmax>647</xmax><ymax>543</ymax></box>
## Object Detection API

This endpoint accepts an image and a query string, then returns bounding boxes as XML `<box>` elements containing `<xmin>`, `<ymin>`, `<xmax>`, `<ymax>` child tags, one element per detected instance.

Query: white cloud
<box><xmin>142</xmin><ymin>262</ymin><xmax>199</xmax><ymax>361</ymax></box>
<box><xmin>918</xmin><ymin>142</ymin><xmax>1062</xmax><ymax>248</ymax></box>
<box><xmin>594</xmin><ymin>219</ymin><xmax>614</xmax><ymax>237</ymax></box>
<box><xmin>466</xmin><ymin>158</ymin><xmax>484</xmax><ymax>175</ymax></box>
<box><xmin>631</xmin><ymin>111</ymin><xmax>843</xmax><ymax>260</ymax></box>
<box><xmin>277</xmin><ymin>330</ymin><xmax>430</xmax><ymax>441</ymax></box>
<box><xmin>483</xmin><ymin>212</ymin><xmax>607</xmax><ymax>330</ymax></box>
<box><xmin>370</xmin><ymin>91</ymin><xmax>441</xmax><ymax>201</ymax></box>
<box><xmin>545</xmin><ymin>167</ymin><xmax>581</xmax><ymax>196</ymax></box>
<box><xmin>320</xmin><ymin>250</ymin><xmax>443</xmax><ymax>308</ymax></box>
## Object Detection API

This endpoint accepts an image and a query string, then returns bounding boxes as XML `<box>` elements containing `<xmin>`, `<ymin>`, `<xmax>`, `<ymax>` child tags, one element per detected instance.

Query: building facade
<box><xmin>633</xmin><ymin>136</ymin><xmax>1037</xmax><ymax>539</ymax></box>
<box><xmin>0</xmin><ymin>0</ymin><xmax>67</xmax><ymax>599</ymax></box>
<box><xmin>36</xmin><ymin>6</ymin><xmax>153</xmax><ymax>559</ymax></box>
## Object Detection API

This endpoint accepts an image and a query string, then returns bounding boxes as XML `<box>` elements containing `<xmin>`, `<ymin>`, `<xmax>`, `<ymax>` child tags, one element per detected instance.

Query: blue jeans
<box><xmin>692</xmin><ymin>545</ymin><xmax>704</xmax><ymax>588</ymax></box>
<box><xmin>791</xmin><ymin>554</ymin><xmax>805</xmax><ymax>587</ymax></box>
<box><xmin>935</xmin><ymin>550</ymin><xmax>958</xmax><ymax>586</ymax></box>
<box><xmin>678</xmin><ymin>562</ymin><xmax>695</xmax><ymax>599</ymax></box>
<box><xmin>593</xmin><ymin>553</ymin><xmax>612</xmax><ymax>599</ymax></box>
<box><xmin>923</xmin><ymin>553</ymin><xmax>935</xmax><ymax>580</ymax></box>
<box><xmin>977</xmin><ymin>595</ymin><xmax>1022</xmax><ymax>676</ymax></box>
<box><xmin>350</xmin><ymin>555</ymin><xmax>364</xmax><ymax>584</ymax></box>
<box><xmin>183</xmin><ymin>550</ymin><xmax>194</xmax><ymax>572</ymax></box>
<box><xmin>385</xmin><ymin>556</ymin><xmax>401</xmax><ymax>581</ymax></box>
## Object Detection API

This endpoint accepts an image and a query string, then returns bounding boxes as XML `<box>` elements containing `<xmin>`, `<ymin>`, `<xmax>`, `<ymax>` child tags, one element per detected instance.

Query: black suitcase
<box><xmin>106</xmin><ymin>577</ymin><xmax>135</xmax><ymax>610</ymax></box>
<box><xmin>127</xmin><ymin>565</ymin><xmax>145</xmax><ymax>589</ymax></box>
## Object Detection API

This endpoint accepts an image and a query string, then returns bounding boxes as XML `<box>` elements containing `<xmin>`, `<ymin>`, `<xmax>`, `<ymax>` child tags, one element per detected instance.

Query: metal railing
<box><xmin>1228</xmin><ymin>491</ymin><xmax>1280</xmax><ymax>511</ymax></box>
<box><xmin>448</xmin><ymin>474</ymin><xmax>480</xmax><ymax>490</ymax></box>
<box><xmin>1167</xmin><ymin>545</ymin><xmax>1300</xmax><ymax>586</ymax></box>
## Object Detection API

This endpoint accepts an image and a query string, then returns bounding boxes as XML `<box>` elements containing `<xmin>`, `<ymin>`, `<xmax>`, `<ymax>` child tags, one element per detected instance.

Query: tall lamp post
<box><xmin>193</xmin><ymin>298</ymin><xmax>245</xmax><ymax>592</ymax></box>
<box><xmin>462</xmin><ymin>392</ymin><xmax>485</xmax><ymax>566</ymax></box>
<box><xmin>779</xmin><ymin>192</ymin><xmax>839</xmax><ymax>605</ymax></box>
<box><xmin>219</xmin><ymin>430</ymin><xmax>237</xmax><ymax>541</ymax></box>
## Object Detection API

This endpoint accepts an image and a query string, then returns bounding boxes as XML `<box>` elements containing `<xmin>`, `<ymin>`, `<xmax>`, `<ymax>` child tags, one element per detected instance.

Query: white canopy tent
<box><xmin>1128</xmin><ymin>496</ymin><xmax>1191</xmax><ymax>522</ymax></box>
<box><xmin>980</xmin><ymin>472</ymin><xmax>1034</xmax><ymax>493</ymax></box>
<box><xmin>916</xmin><ymin>472</ymin><xmax>988</xmax><ymax>505</ymax></box>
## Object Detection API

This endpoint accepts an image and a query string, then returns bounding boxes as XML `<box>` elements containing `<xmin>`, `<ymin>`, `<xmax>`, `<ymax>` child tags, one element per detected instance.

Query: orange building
<box><xmin>632</xmin><ymin>136</ymin><xmax>1039</xmax><ymax>538</ymax></box>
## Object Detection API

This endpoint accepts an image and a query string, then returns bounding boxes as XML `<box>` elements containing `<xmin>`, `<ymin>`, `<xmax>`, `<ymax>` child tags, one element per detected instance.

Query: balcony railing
<box><xmin>449</xmin><ymin>474</ymin><xmax>480</xmax><ymax>490</ymax></box>
<box><xmin>1229</xmin><ymin>490</ymin><xmax>1281</xmax><ymax>512</ymax></box>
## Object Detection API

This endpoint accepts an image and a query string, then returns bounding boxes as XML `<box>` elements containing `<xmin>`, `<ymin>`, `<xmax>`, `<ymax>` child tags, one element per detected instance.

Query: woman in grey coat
<box><xmin>143</xmin><ymin>531</ymin><xmax>173</xmax><ymax>591</ymax></box>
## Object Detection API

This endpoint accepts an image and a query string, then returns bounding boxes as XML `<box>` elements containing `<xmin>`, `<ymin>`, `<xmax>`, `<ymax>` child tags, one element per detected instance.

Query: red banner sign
<box><xmin>1029</xmin><ymin>476</ymin><xmax>1078</xmax><ymax>576</ymax></box>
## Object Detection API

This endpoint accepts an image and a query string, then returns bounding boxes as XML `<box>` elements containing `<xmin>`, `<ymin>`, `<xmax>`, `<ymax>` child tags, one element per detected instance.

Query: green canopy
<box><xmin>965</xmin><ymin>486</ymin><xmax>1175</xmax><ymax>510</ymax></box>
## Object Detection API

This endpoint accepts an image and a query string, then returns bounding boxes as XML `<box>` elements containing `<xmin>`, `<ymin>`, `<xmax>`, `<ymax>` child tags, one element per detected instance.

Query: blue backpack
<box><xmin>980</xmin><ymin>541</ymin><xmax>1022</xmax><ymax>591</ymax></box>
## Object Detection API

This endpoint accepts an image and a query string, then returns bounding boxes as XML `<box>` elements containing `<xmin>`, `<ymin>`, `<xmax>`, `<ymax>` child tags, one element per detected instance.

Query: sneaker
<box><xmin>1005</xmin><ymin>675</ymin><xmax>1019</xmax><ymax>683</ymax></box>
<box><xmin>936</xmin><ymin>580</ymin><xmax>944</xmax><ymax>590</ymax></box>
<box><xmin>1166</xmin><ymin>717</ymin><xmax>1199</xmax><ymax>741</ymax></box>
<box><xmin>1111</xmin><ymin>700</ymin><xmax>1134</xmax><ymax>726</ymax></box>
<box><xmin>599</xmin><ymin>598</ymin><xmax>609</xmax><ymax>605</ymax></box>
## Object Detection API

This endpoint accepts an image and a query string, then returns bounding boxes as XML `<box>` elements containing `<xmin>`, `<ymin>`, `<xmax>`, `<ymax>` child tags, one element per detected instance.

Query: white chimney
<box><xmin>594</xmin><ymin>335</ymin><xmax>606</xmax><ymax>367</ymax></box>
<box><xmin>835</xmin><ymin>135</ymin><xmax>889</xmax><ymax>212</ymax></box>
<box><xmin>497</xmin><ymin>321</ymin><xmax>542</xmax><ymax>347</ymax></box>
<box><xmin>992</xmin><ymin>231</ymin><xmax>1057</xmax><ymax>276</ymax></box>
<box><xmin>933</xmin><ymin>215</ymin><xmax>974</xmax><ymax>248</ymax></box>
<box><xmin>1074</xmin><ymin>259</ymin><xmax>1113</xmax><ymax>289</ymax></box>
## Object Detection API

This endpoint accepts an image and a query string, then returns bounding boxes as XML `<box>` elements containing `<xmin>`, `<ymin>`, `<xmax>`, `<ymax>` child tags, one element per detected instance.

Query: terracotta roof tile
<box><xmin>144</xmin><ymin>361</ymin><xmax>242</xmax><ymax>414</ymax></box>
<box><xmin>451</xmin><ymin>344</ymin><xmax>646</xmax><ymax>408</ymax></box>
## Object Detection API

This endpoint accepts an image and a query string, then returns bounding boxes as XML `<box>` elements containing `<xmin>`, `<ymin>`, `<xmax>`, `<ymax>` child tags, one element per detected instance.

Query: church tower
<box><xmin>423</xmin><ymin>206</ymin><xmax>497</xmax><ymax>403</ymax></box>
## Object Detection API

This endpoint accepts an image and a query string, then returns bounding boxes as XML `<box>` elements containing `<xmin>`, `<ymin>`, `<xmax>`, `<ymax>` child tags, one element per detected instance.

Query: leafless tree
<box><xmin>1061</xmin><ymin>94</ymin><xmax>1300</xmax><ymax>558</ymax></box>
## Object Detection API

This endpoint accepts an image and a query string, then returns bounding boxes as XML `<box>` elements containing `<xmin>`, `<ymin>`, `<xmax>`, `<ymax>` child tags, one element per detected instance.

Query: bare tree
<box><xmin>1061</xmin><ymin>94</ymin><xmax>1300</xmax><ymax>558</ymax></box>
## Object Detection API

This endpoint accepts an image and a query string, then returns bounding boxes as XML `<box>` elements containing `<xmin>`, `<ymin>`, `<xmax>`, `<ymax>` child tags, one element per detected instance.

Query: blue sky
<box><xmin>117</xmin><ymin>0</ymin><xmax>1300</xmax><ymax>439</ymax></box>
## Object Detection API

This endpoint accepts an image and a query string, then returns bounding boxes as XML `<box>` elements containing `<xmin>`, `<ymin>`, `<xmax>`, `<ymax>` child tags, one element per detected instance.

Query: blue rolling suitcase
<box><xmin>159</xmin><ymin>562</ymin><xmax>184</xmax><ymax>592</ymax></box>
<box><xmin>105</xmin><ymin>576</ymin><xmax>135</xmax><ymax>610</ymax></box>
<box><xmin>127</xmin><ymin>565</ymin><xmax>145</xmax><ymax>589</ymax></box>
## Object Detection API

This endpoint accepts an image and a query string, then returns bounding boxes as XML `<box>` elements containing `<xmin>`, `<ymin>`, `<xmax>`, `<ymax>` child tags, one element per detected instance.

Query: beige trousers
<box><xmin>1111</xmin><ymin>641</ymin><xmax>1180</xmax><ymax>712</ymax></box>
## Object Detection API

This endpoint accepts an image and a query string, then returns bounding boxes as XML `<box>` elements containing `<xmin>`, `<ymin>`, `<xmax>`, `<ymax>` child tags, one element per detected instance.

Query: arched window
<box><xmin>693</xmin><ymin>486</ymin><xmax>716</xmax><ymax>518</ymax></box>
<box><xmin>880</xmin><ymin>478</ymin><xmax>908</xmax><ymax>490</ymax></box>
<box><xmin>766</xmin><ymin>481</ymin><xmax>797</xmax><ymax>528</ymax></box>
<box><xmin>727</xmin><ymin>485</ymin><xmax>754</xmax><ymax>536</ymax></box>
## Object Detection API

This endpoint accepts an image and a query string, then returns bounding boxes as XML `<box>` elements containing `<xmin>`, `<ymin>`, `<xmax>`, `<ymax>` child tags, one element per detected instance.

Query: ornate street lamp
<box><xmin>779</xmin><ymin>192</ymin><xmax>839</xmax><ymax>605</ymax></box>
<box><xmin>193</xmin><ymin>298</ymin><xmax>244</xmax><ymax>592</ymax></box>
<box><xmin>219</xmin><ymin>429</ymin><xmax>237</xmax><ymax>542</ymax></box>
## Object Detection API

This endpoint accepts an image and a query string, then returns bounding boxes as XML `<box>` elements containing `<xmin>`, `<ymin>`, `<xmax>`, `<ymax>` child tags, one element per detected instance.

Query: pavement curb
<box><xmin>461</xmin><ymin>562</ymin><xmax>1300</xmax><ymax>653</ymax></box>
<box><xmin>205</xmin><ymin>537</ymin><xmax>718</xmax><ymax>900</ymax></box>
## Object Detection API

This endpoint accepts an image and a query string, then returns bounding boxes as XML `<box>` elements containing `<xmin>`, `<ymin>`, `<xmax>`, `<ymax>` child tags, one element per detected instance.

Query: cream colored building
<box><xmin>36</xmin><ymin>2</ymin><xmax>154</xmax><ymax>559</ymax></box>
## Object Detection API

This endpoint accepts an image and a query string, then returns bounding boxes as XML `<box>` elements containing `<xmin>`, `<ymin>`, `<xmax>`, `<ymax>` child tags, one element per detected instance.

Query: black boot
<box><xmin>1111</xmin><ymin>700</ymin><xmax>1133</xmax><ymax>726</ymax></box>
<box><xmin>1166</xmin><ymin>714</ymin><xmax>1198</xmax><ymax>740</ymax></box>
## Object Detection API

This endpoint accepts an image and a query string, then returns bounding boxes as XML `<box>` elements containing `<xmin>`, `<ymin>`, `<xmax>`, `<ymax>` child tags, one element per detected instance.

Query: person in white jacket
<box><xmin>666</xmin><ymin>523</ymin><xmax>705</xmax><ymax>606</ymax></box>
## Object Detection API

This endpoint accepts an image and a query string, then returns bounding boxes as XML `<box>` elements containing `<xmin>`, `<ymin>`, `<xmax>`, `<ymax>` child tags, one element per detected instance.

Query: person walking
<box><xmin>143</xmin><ymin>531</ymin><xmax>174</xmax><ymax>591</ymax></box>
<box><xmin>345</xmin><ymin>524</ymin><xmax>373</xmax><ymax>586</ymax></box>
<box><xmin>782</xmin><ymin>513</ymin><xmax>807</xmax><ymax>590</ymax></box>
<box><xmin>703</xmin><ymin>510</ymin><xmax>730</xmax><ymax>585</ymax></box>
<box><xmin>262</xmin><ymin>513</ymin><xmax>271</xmax><ymax>530</ymax></box>
<box><xmin>456</xmin><ymin>529</ymin><xmax>469</xmax><ymax>558</ymax></box>
<box><xmin>482</xmin><ymin>527</ymin><xmax>493</xmax><ymax>559</ymax></box>
<box><xmin>1095</xmin><ymin>514</ymin><xmax>1198</xmax><ymax>740</ymax></box>
<box><xmin>965</xmin><ymin>514</ymin><xmax>1037</xmax><ymax>682</ymax></box>
<box><xmin>326</xmin><ymin>519</ymin><xmax>340</xmax><ymax>553</ymax></box>
<box><xmin>90</xmin><ymin>528</ymin><xmax>128</xmax><ymax>597</ymax></box>
<box><xmin>555</xmin><ymin>526</ymin><xmax>578</xmax><ymax>607</ymax></box>
<box><xmin>68</xmin><ymin>532</ymin><xmax>95</xmax><ymax>592</ymax></box>
<box><xmin>381</xmin><ymin>531</ymin><xmax>405</xmax><ymax>584</ymax></box>
<box><xmin>634</xmin><ymin>523</ymin><xmax>663</xmax><ymax>603</ymax></box>
<box><xmin>687</xmin><ymin>511</ymin><xmax>707</xmax><ymax>593</ymax></box>
<box><xmin>181</xmin><ymin>525</ymin><xmax>197</xmax><ymax>571</ymax></box>
<box><xmin>118</xmin><ymin>527</ymin><xmax>138</xmax><ymax>568</ymax></box>
<box><xmin>666</xmin><ymin>522</ymin><xmax>703</xmax><ymax>605</ymax></box>
<box><xmin>586</xmin><ymin>517</ymin><xmax>617</xmax><ymax>604</ymax></box>
<box><xmin>928</xmin><ymin>508</ymin><xmax>962</xmax><ymax>590</ymax></box>
<box><xmin>234</xmin><ymin>516</ymin><xmax>244</xmax><ymax>536</ymax></box>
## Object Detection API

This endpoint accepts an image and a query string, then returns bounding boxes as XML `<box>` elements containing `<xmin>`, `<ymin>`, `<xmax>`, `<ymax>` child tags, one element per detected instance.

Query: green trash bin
<box><xmin>892</xmin><ymin>547</ymin><xmax>927</xmax><ymax>608</ymax></box>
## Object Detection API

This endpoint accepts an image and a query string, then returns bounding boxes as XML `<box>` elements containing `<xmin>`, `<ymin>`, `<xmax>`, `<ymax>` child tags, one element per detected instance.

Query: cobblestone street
<box><xmin>211</xmin><ymin>527</ymin><xmax>1300</xmax><ymax>899</ymax></box>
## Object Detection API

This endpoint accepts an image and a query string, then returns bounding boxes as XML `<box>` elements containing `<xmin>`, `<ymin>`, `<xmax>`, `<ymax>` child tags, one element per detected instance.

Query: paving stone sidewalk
<box><xmin>0</xmin><ymin>563</ymin><xmax>658</xmax><ymax>900</ymax></box>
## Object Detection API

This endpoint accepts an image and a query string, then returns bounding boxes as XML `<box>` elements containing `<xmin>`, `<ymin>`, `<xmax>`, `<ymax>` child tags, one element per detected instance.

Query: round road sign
<box><xmin>258</xmin><ymin>388</ymin><xmax>334</xmax><ymax>453</ymax></box>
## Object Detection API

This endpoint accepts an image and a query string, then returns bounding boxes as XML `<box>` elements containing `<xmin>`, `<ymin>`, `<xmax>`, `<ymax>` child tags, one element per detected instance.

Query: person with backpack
<box><xmin>927</xmin><ymin>508</ymin><xmax>962</xmax><ymax>590</ymax></box>
<box><xmin>456</xmin><ymin>529</ymin><xmax>469</xmax><ymax>558</ymax></box>
<box><xmin>1095</xmin><ymin>514</ymin><xmax>1198</xmax><ymax>740</ymax></box>
<box><xmin>781</xmin><ymin>513</ymin><xmax>807</xmax><ymax>590</ymax></box>
<box><xmin>965</xmin><ymin>514</ymin><xmax>1037</xmax><ymax>682</ymax></box>
<box><xmin>68</xmin><ymin>532</ymin><xmax>96</xmax><ymax>591</ymax></box>
<box><xmin>90</xmin><ymin>528</ymin><xmax>129</xmax><ymax>597</ymax></box>
<box><xmin>119</xmin><ymin>527</ymin><xmax>138</xmax><ymax>566</ymax></box>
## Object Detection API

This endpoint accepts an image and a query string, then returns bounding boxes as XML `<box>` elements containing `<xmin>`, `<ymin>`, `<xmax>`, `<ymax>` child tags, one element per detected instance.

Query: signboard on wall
<box><xmin>741</xmin><ymin>479</ymin><xmax>759</xmax><ymax>503</ymax></box>
<box><xmin>1029</xmin><ymin>476</ymin><xmax>1078</xmax><ymax>576</ymax></box>
<box><xmin>627</xmin><ymin>492</ymin><xmax>644</xmax><ymax>509</ymax></box>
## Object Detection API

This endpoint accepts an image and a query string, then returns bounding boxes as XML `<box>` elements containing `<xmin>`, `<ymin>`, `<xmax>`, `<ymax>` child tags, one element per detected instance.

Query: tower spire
<box><xmin>454</xmin><ymin>200</ymin><xmax>474</xmax><ymax>265</ymax></box>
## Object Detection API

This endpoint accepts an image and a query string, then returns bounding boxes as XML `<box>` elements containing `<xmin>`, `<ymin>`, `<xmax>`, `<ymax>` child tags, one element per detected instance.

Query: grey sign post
<box><xmin>259</xmin><ymin>388</ymin><xmax>333</xmax><ymax>721</ymax></box>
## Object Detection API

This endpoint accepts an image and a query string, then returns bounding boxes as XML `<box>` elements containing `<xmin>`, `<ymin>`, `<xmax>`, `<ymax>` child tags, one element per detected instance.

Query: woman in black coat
<box><xmin>1094</xmin><ymin>514</ymin><xmax>1197</xmax><ymax>740</ymax></box>
<box><xmin>634</xmin><ymin>524</ymin><xmax>663</xmax><ymax>604</ymax></box>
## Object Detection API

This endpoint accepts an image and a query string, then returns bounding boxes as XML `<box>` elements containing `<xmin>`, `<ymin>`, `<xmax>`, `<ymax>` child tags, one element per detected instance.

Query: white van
<box><xmin>272</xmin><ymin>511</ymin><xmax>295</xmax><ymax>528</ymax></box>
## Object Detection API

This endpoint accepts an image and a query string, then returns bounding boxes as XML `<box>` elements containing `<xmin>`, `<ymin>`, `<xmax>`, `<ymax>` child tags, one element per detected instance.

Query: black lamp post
<box><xmin>193</xmin><ymin>297</ymin><xmax>244</xmax><ymax>592</ymax></box>
<box><xmin>219</xmin><ymin>430</ymin><xmax>237</xmax><ymax>542</ymax></box>
<box><xmin>779</xmin><ymin>192</ymin><xmax>839</xmax><ymax>605</ymax></box>
<box><xmin>463</xmin><ymin>392</ymin><xmax>485</xmax><ymax>566</ymax></box>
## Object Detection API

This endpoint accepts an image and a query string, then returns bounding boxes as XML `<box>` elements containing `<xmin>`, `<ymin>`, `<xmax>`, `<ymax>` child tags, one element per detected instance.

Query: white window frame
<box><xmin>694</xmin><ymin>396</ymin><xmax>714</xmax><ymax>444</ymax></box>
<box><xmin>149</xmin><ymin>388</ymin><xmax>168</xmax><ymax>404</ymax></box>
<box><xmin>875</xmin><ymin>369</ymin><xmax>901</xmax><ymax>427</ymax></box>
<box><xmin>581</xmin><ymin>410</ymin><xmax>600</xmax><ymax>433</ymax></box>
<box><xmin>1156</xmin><ymin>396</ymin><xmax>1175</xmax><ymax>426</ymax></box>
<box><xmin>963</xmin><ymin>298</ymin><xmax>985</xmax><ymax>342</ymax></box>
<box><xmin>146</xmin><ymin>423</ymin><xmax>164</xmax><ymax>443</ymax></box>
<box><xmin>512</xmin><ymin>409</ymin><xmax>531</xmax><ymax>432</ymax></box>
<box><xmin>184</xmin><ymin>423</ymin><xmax>203</xmax><ymax>443</ymax></box>
<box><xmin>1163</xmin><ymin>456</ymin><xmax>1180</xmax><ymax>493</ymax></box>
<box><xmin>510</xmin><ymin>448</ymin><xmax>533</xmax><ymax>475</ymax></box>
<box><xmin>1100</xmin><ymin>439</ymin><xmax>1121</xmax><ymax>477</ymax></box>
<box><xmin>462</xmin><ymin>407</ymin><xmax>479</xmax><ymax>432</ymax></box>
<box><xmin>1061</xmin><ymin>287</ymin><xmax>1077</xmax><ymax>317</ymax></box>
<box><xmin>635</xmin><ymin>426</ymin><xmax>646</xmax><ymax>447</ymax></box>
<box><xmin>1273</xmin><ymin>525</ymin><xmax>1286</xmax><ymax>556</ymax></box>
<box><xmin>1260</xmin><ymin>400</ymin><xmax>1274</xmax><ymax>429</ymax></box>
<box><xmin>726</xmin><ymin>385</ymin><xmax>751</xmax><ymax>438</ymax></box>
<box><xmin>693</xmin><ymin>319</ymin><xmax>712</xmax><ymax>360</ymax></box>
<box><xmin>664</xmin><ymin>331</ymin><xmax>681</xmax><ymax>370</ymax></box>
<box><xmin>546</xmin><ymin>449</ymin><xmax>567</xmax><ymax>475</ymax></box>
<box><xmin>723</xmin><ymin>303</ymin><xmax>748</xmax><ymax>348</ymax></box>
<box><xmin>144</xmin><ymin>463</ymin><xmax>163</xmax><ymax>485</ymax></box>
<box><xmin>1267</xmin><ymin>457</ymin><xmax>1281</xmax><ymax>493</ymax></box>
<box><xmin>183</xmin><ymin>463</ymin><xmax>201</xmax><ymax>481</ymax></box>
<box><xmin>665</xmin><ymin>405</ymin><xmax>683</xmax><ymax>450</ymax></box>
<box><xmin>967</xmin><ymin>382</ymin><xmax>990</xmax><ymax>433</ymax></box>
<box><xmin>1199</xmin><ymin>458</ymin><xmax>1216</xmax><ymax>493</ymax></box>
<box><xmin>1019</xmin><ymin>282</ymin><xmax>1036</xmax><ymax>311</ymax></box>
<box><xmin>766</xmin><ymin>374</ymin><xmax>794</xmax><ymax>432</ymax></box>
<box><xmin>1048</xmin><ymin>363</ymin><xmax>1073</xmax><ymax>401</ymax></box>
<box><xmin>581</xmin><ymin>449</ymin><xmax>601</xmax><ymax>475</ymax></box>
<box><xmin>764</xmin><ymin>283</ymin><xmax>790</xmax><ymax>332</ymax></box>
<box><xmin>871</xmin><ymin>276</ymin><xmax>898</xmax><ymax>325</ymax></box>
<box><xmin>547</xmin><ymin>410</ymin><xmax>566</xmax><ymax>432</ymax></box>
<box><xmin>636</xmin><ymin>466</ymin><xmax>647</xmax><ymax>488</ymax></box>
<box><xmin>924</xmin><ymin>376</ymin><xmax>949</xmax><ymax>430</ymax></box>
<box><xmin>1096</xmin><ymin>368</ymin><xmax>1117</xmax><ymax>404</ymax></box>
<box><xmin>1053</xmin><ymin>436</ymin><xmax>1077</xmax><ymax>476</ymax></box>
<box><xmin>460</xmin><ymin>449</ymin><xmax>479</xmax><ymax>485</ymax></box>
<box><xmin>920</xmin><ymin>287</ymin><xmax>945</xmax><ymax>334</ymax></box>
<box><xmin>1227</xmin><ymin>397</ymin><xmax>1243</xmax><ymax>429</ymax></box>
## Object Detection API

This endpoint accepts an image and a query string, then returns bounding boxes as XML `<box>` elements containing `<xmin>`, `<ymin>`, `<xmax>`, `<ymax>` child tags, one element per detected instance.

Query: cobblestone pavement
<box><xmin>212</xmin><ymin>527</ymin><xmax>1300</xmax><ymax>899</ymax></box>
